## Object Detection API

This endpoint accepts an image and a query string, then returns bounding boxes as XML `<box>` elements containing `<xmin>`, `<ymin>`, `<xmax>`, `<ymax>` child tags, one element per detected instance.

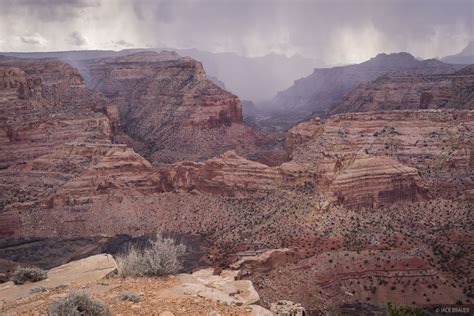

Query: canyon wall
<box><xmin>333</xmin><ymin>65</ymin><xmax>474</xmax><ymax>113</ymax></box>
<box><xmin>290</xmin><ymin>110</ymin><xmax>473</xmax><ymax>200</ymax></box>
<box><xmin>79</xmin><ymin>51</ymin><xmax>260</xmax><ymax>164</ymax></box>
<box><xmin>0</xmin><ymin>57</ymin><xmax>119</xmax><ymax>167</ymax></box>
<box><xmin>267</xmin><ymin>53</ymin><xmax>463</xmax><ymax>122</ymax></box>
<box><xmin>0</xmin><ymin>54</ymin><xmax>472</xmax><ymax>311</ymax></box>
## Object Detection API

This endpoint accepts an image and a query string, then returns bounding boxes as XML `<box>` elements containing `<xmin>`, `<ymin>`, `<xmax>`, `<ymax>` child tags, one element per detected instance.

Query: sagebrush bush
<box><xmin>120</xmin><ymin>291</ymin><xmax>141</xmax><ymax>303</ymax></box>
<box><xmin>47</xmin><ymin>292</ymin><xmax>111</xmax><ymax>316</ymax></box>
<box><xmin>116</xmin><ymin>234</ymin><xmax>186</xmax><ymax>277</ymax></box>
<box><xmin>12</xmin><ymin>267</ymin><xmax>48</xmax><ymax>285</ymax></box>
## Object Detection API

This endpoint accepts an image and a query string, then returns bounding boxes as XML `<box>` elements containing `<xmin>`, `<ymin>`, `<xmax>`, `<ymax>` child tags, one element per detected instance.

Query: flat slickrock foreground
<box><xmin>0</xmin><ymin>254</ymin><xmax>272</xmax><ymax>315</ymax></box>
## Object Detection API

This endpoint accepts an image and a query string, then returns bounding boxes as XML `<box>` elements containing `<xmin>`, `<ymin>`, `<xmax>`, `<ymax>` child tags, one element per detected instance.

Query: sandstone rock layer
<box><xmin>79</xmin><ymin>51</ymin><xmax>260</xmax><ymax>163</ymax></box>
<box><xmin>334</xmin><ymin>65</ymin><xmax>474</xmax><ymax>113</ymax></box>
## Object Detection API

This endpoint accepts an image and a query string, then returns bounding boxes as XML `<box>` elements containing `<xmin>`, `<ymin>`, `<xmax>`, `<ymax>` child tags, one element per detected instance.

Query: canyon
<box><xmin>333</xmin><ymin>65</ymin><xmax>474</xmax><ymax>113</ymax></box>
<box><xmin>78</xmin><ymin>51</ymin><xmax>262</xmax><ymax>164</ymax></box>
<box><xmin>0</xmin><ymin>51</ymin><xmax>472</xmax><ymax>313</ymax></box>
<box><xmin>264</xmin><ymin>53</ymin><xmax>466</xmax><ymax>127</ymax></box>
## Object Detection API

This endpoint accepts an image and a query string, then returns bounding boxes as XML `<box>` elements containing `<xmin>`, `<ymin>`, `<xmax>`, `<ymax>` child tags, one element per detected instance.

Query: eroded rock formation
<box><xmin>0</xmin><ymin>57</ymin><xmax>119</xmax><ymax>168</ymax></box>
<box><xmin>333</xmin><ymin>65</ymin><xmax>474</xmax><ymax>113</ymax></box>
<box><xmin>0</xmin><ymin>54</ymin><xmax>472</xmax><ymax>313</ymax></box>
<box><xmin>268</xmin><ymin>52</ymin><xmax>463</xmax><ymax>122</ymax></box>
<box><xmin>79</xmin><ymin>51</ymin><xmax>260</xmax><ymax>163</ymax></box>
<box><xmin>290</xmin><ymin>110</ymin><xmax>473</xmax><ymax>200</ymax></box>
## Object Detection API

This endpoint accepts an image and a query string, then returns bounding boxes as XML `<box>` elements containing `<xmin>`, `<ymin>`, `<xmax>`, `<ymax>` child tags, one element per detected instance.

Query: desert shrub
<box><xmin>47</xmin><ymin>292</ymin><xmax>111</xmax><ymax>316</ymax></box>
<box><xmin>387</xmin><ymin>302</ymin><xmax>424</xmax><ymax>316</ymax></box>
<box><xmin>30</xmin><ymin>287</ymin><xmax>47</xmax><ymax>294</ymax></box>
<box><xmin>120</xmin><ymin>291</ymin><xmax>141</xmax><ymax>303</ymax></box>
<box><xmin>116</xmin><ymin>234</ymin><xmax>186</xmax><ymax>277</ymax></box>
<box><xmin>12</xmin><ymin>267</ymin><xmax>48</xmax><ymax>285</ymax></box>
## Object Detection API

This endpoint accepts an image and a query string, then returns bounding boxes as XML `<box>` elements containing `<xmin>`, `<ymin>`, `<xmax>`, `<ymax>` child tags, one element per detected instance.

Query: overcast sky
<box><xmin>0</xmin><ymin>0</ymin><xmax>472</xmax><ymax>64</ymax></box>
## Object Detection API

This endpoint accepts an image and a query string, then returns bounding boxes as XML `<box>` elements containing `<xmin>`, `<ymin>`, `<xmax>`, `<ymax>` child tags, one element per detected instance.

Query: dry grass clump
<box><xmin>47</xmin><ymin>292</ymin><xmax>111</xmax><ymax>316</ymax></box>
<box><xmin>116</xmin><ymin>234</ymin><xmax>185</xmax><ymax>277</ymax></box>
<box><xmin>12</xmin><ymin>267</ymin><xmax>48</xmax><ymax>285</ymax></box>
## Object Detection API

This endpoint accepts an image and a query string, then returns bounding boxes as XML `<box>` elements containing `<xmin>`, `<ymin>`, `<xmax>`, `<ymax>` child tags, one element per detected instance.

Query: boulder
<box><xmin>161</xmin><ymin>268</ymin><xmax>260</xmax><ymax>306</ymax></box>
<box><xmin>0</xmin><ymin>254</ymin><xmax>117</xmax><ymax>303</ymax></box>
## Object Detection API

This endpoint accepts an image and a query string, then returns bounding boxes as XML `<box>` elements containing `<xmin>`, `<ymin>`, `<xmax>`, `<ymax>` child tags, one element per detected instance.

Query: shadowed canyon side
<box><xmin>78</xmin><ymin>51</ymin><xmax>261</xmax><ymax>164</ymax></box>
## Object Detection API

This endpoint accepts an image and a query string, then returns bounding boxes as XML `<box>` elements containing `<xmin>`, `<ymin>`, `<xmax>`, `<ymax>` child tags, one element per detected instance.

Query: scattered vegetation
<box><xmin>47</xmin><ymin>292</ymin><xmax>111</xmax><ymax>316</ymax></box>
<box><xmin>116</xmin><ymin>234</ymin><xmax>186</xmax><ymax>277</ymax></box>
<box><xmin>120</xmin><ymin>291</ymin><xmax>141</xmax><ymax>303</ymax></box>
<box><xmin>30</xmin><ymin>287</ymin><xmax>47</xmax><ymax>294</ymax></box>
<box><xmin>12</xmin><ymin>267</ymin><xmax>48</xmax><ymax>285</ymax></box>
<box><xmin>387</xmin><ymin>302</ymin><xmax>424</xmax><ymax>316</ymax></box>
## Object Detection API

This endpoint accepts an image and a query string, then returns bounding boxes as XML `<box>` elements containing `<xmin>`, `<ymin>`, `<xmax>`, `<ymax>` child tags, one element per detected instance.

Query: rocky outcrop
<box><xmin>0</xmin><ymin>67</ymin><xmax>42</xmax><ymax>101</ymax></box>
<box><xmin>27</xmin><ymin>143</ymin><xmax>158</xmax><ymax>207</ymax></box>
<box><xmin>79</xmin><ymin>51</ymin><xmax>260</xmax><ymax>163</ymax></box>
<box><xmin>286</xmin><ymin>117</ymin><xmax>324</xmax><ymax>155</ymax></box>
<box><xmin>270</xmin><ymin>300</ymin><xmax>306</xmax><ymax>315</ymax></box>
<box><xmin>157</xmin><ymin>149</ymin><xmax>426</xmax><ymax>209</ymax></box>
<box><xmin>0</xmin><ymin>57</ymin><xmax>120</xmax><ymax>168</ymax></box>
<box><xmin>268</xmin><ymin>53</ymin><xmax>464</xmax><ymax>123</ymax></box>
<box><xmin>162</xmin><ymin>268</ymin><xmax>261</xmax><ymax>306</ymax></box>
<box><xmin>158</xmin><ymin>150</ymin><xmax>323</xmax><ymax>196</ymax></box>
<box><xmin>0</xmin><ymin>142</ymin><xmax>160</xmax><ymax>236</ymax></box>
<box><xmin>290</xmin><ymin>110</ymin><xmax>473</xmax><ymax>200</ymax></box>
<box><xmin>0</xmin><ymin>56</ymin><xmax>85</xmax><ymax>102</ymax></box>
<box><xmin>0</xmin><ymin>254</ymin><xmax>117</xmax><ymax>304</ymax></box>
<box><xmin>0</xmin><ymin>57</ymin><xmax>132</xmax><ymax>236</ymax></box>
<box><xmin>325</xmin><ymin>155</ymin><xmax>426</xmax><ymax>209</ymax></box>
<box><xmin>0</xmin><ymin>257</ymin><xmax>270</xmax><ymax>315</ymax></box>
<box><xmin>159</xmin><ymin>151</ymin><xmax>284</xmax><ymax>195</ymax></box>
<box><xmin>333</xmin><ymin>65</ymin><xmax>474</xmax><ymax>113</ymax></box>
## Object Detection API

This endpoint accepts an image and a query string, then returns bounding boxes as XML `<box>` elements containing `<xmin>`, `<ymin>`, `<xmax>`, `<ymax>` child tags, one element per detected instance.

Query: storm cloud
<box><xmin>69</xmin><ymin>31</ymin><xmax>89</xmax><ymax>46</ymax></box>
<box><xmin>0</xmin><ymin>0</ymin><xmax>472</xmax><ymax>64</ymax></box>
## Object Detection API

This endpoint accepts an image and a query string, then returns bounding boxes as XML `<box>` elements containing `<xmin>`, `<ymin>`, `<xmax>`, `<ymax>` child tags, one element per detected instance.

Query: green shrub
<box><xmin>47</xmin><ymin>292</ymin><xmax>111</xmax><ymax>316</ymax></box>
<box><xmin>116</xmin><ymin>234</ymin><xmax>185</xmax><ymax>277</ymax></box>
<box><xmin>387</xmin><ymin>302</ymin><xmax>424</xmax><ymax>316</ymax></box>
<box><xmin>12</xmin><ymin>267</ymin><xmax>48</xmax><ymax>285</ymax></box>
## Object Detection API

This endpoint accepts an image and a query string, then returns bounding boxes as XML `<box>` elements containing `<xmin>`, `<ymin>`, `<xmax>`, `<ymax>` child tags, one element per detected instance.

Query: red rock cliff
<box><xmin>79</xmin><ymin>51</ymin><xmax>259</xmax><ymax>163</ymax></box>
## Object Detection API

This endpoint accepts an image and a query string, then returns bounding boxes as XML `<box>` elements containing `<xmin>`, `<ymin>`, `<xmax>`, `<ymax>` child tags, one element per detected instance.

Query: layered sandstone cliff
<box><xmin>0</xmin><ymin>142</ymin><xmax>162</xmax><ymax>237</ymax></box>
<box><xmin>0</xmin><ymin>55</ymin><xmax>472</xmax><ymax>312</ymax></box>
<box><xmin>267</xmin><ymin>53</ymin><xmax>463</xmax><ymax>123</ymax></box>
<box><xmin>158</xmin><ymin>150</ymin><xmax>319</xmax><ymax>196</ymax></box>
<box><xmin>286</xmin><ymin>117</ymin><xmax>324</xmax><ymax>154</ymax></box>
<box><xmin>0</xmin><ymin>58</ymin><xmax>119</xmax><ymax>168</ymax></box>
<box><xmin>0</xmin><ymin>56</ymin><xmax>85</xmax><ymax>102</ymax></box>
<box><xmin>333</xmin><ymin>65</ymin><xmax>474</xmax><ymax>113</ymax></box>
<box><xmin>0</xmin><ymin>57</ymin><xmax>127</xmax><ymax>235</ymax></box>
<box><xmin>156</xmin><ymin>149</ymin><xmax>426</xmax><ymax>210</ymax></box>
<box><xmin>0</xmin><ymin>67</ymin><xmax>42</xmax><ymax>101</ymax></box>
<box><xmin>290</xmin><ymin>110</ymin><xmax>473</xmax><ymax>200</ymax></box>
<box><xmin>79</xmin><ymin>51</ymin><xmax>260</xmax><ymax>163</ymax></box>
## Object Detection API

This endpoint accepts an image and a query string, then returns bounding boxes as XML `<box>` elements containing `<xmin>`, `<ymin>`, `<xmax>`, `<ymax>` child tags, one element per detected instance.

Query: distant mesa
<box><xmin>332</xmin><ymin>64</ymin><xmax>474</xmax><ymax>114</ymax></box>
<box><xmin>441</xmin><ymin>40</ymin><xmax>474</xmax><ymax>64</ymax></box>
<box><xmin>263</xmin><ymin>52</ymin><xmax>465</xmax><ymax>126</ymax></box>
